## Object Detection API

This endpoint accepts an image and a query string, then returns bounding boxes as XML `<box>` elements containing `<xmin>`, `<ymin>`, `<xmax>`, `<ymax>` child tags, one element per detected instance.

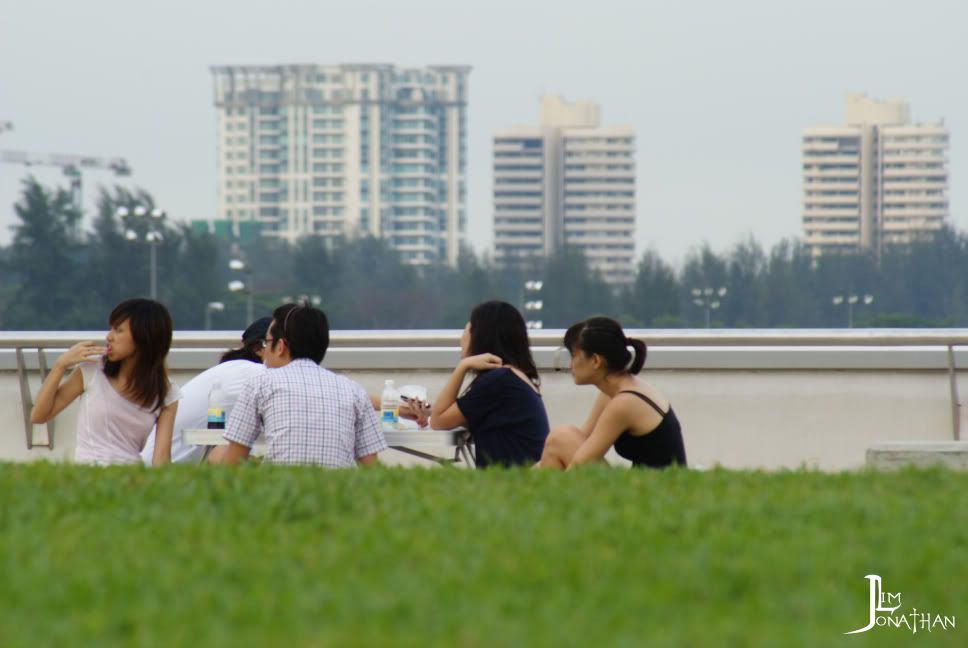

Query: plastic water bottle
<box><xmin>381</xmin><ymin>379</ymin><xmax>400</xmax><ymax>431</ymax></box>
<box><xmin>207</xmin><ymin>381</ymin><xmax>227</xmax><ymax>430</ymax></box>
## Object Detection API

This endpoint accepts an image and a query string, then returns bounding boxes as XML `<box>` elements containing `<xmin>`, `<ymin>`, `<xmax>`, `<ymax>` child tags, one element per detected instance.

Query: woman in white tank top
<box><xmin>30</xmin><ymin>299</ymin><xmax>182</xmax><ymax>465</ymax></box>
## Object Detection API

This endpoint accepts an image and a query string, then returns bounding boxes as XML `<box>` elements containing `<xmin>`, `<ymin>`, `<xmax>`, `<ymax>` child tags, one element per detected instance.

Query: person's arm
<box><xmin>30</xmin><ymin>341</ymin><xmax>103</xmax><ymax>424</ymax></box>
<box><xmin>430</xmin><ymin>354</ymin><xmax>502</xmax><ymax>430</ymax></box>
<box><xmin>368</xmin><ymin>393</ymin><xmax>380</xmax><ymax>411</ymax></box>
<box><xmin>579</xmin><ymin>391</ymin><xmax>612</xmax><ymax>437</ymax></box>
<box><xmin>357</xmin><ymin>453</ymin><xmax>378</xmax><ymax>466</ymax></box>
<box><xmin>354</xmin><ymin>388</ymin><xmax>388</xmax><ymax>464</ymax></box>
<box><xmin>208</xmin><ymin>441</ymin><xmax>251</xmax><ymax>465</ymax></box>
<box><xmin>151</xmin><ymin>401</ymin><xmax>178</xmax><ymax>466</ymax></box>
<box><xmin>567</xmin><ymin>397</ymin><xmax>634</xmax><ymax>468</ymax></box>
<box><xmin>211</xmin><ymin>379</ymin><xmax>260</xmax><ymax>465</ymax></box>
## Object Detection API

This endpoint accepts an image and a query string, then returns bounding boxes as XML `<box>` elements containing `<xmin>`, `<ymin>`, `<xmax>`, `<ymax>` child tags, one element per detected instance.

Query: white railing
<box><xmin>3</xmin><ymin>329</ymin><xmax>967</xmax><ymax>468</ymax></box>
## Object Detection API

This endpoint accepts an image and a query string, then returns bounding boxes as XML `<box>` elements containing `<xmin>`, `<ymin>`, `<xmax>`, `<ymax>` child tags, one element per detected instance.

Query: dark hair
<box><xmin>467</xmin><ymin>301</ymin><xmax>540</xmax><ymax>387</ymax></box>
<box><xmin>269</xmin><ymin>303</ymin><xmax>330</xmax><ymax>364</ymax></box>
<box><xmin>219</xmin><ymin>342</ymin><xmax>262</xmax><ymax>364</ymax></box>
<box><xmin>220</xmin><ymin>316</ymin><xmax>271</xmax><ymax>364</ymax></box>
<box><xmin>103</xmin><ymin>299</ymin><xmax>173</xmax><ymax>410</ymax></box>
<box><xmin>563</xmin><ymin>317</ymin><xmax>646</xmax><ymax>375</ymax></box>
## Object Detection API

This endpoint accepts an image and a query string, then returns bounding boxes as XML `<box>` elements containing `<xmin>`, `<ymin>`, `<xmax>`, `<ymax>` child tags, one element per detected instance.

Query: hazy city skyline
<box><xmin>0</xmin><ymin>0</ymin><xmax>962</xmax><ymax>265</ymax></box>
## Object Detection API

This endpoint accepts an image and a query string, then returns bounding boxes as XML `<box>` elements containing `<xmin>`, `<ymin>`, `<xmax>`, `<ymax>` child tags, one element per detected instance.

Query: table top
<box><xmin>183</xmin><ymin>427</ymin><xmax>468</xmax><ymax>448</ymax></box>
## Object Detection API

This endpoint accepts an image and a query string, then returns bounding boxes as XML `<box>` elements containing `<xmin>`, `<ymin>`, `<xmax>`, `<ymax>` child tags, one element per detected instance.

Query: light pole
<box><xmin>204</xmin><ymin>301</ymin><xmax>225</xmax><ymax>330</ymax></box>
<box><xmin>832</xmin><ymin>294</ymin><xmax>874</xmax><ymax>328</ymax></box>
<box><xmin>228</xmin><ymin>258</ymin><xmax>254</xmax><ymax>324</ymax></box>
<box><xmin>523</xmin><ymin>280</ymin><xmax>543</xmax><ymax>330</ymax></box>
<box><xmin>691</xmin><ymin>286</ymin><xmax>727</xmax><ymax>328</ymax></box>
<box><xmin>118</xmin><ymin>205</ymin><xmax>165</xmax><ymax>299</ymax></box>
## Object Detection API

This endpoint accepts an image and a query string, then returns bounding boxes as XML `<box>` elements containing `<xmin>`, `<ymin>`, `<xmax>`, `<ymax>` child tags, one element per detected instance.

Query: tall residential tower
<box><xmin>212</xmin><ymin>63</ymin><xmax>470</xmax><ymax>266</ymax></box>
<box><xmin>801</xmin><ymin>93</ymin><xmax>949</xmax><ymax>258</ymax></box>
<box><xmin>493</xmin><ymin>96</ymin><xmax>636</xmax><ymax>284</ymax></box>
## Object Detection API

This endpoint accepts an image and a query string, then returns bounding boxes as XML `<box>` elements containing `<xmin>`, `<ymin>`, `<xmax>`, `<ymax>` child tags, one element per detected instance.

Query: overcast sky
<box><xmin>0</xmin><ymin>0</ymin><xmax>963</xmax><ymax>265</ymax></box>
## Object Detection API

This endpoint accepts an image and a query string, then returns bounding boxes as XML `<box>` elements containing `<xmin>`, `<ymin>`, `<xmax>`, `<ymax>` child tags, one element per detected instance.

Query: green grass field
<box><xmin>0</xmin><ymin>464</ymin><xmax>964</xmax><ymax>647</ymax></box>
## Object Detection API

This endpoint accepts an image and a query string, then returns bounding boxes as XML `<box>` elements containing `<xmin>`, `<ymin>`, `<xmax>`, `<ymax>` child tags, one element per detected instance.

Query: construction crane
<box><xmin>1</xmin><ymin>149</ymin><xmax>132</xmax><ymax>212</ymax></box>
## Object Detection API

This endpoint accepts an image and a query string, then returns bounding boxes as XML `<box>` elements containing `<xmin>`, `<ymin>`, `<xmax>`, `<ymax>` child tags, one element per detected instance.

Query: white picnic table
<box><xmin>183</xmin><ymin>427</ymin><xmax>475</xmax><ymax>466</ymax></box>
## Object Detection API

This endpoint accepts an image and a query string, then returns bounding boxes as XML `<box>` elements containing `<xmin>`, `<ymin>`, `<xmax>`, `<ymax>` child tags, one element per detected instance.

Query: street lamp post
<box><xmin>228</xmin><ymin>258</ymin><xmax>254</xmax><ymax>324</ymax></box>
<box><xmin>118</xmin><ymin>205</ymin><xmax>165</xmax><ymax>299</ymax></box>
<box><xmin>204</xmin><ymin>301</ymin><xmax>225</xmax><ymax>330</ymax></box>
<box><xmin>832</xmin><ymin>294</ymin><xmax>874</xmax><ymax>328</ymax></box>
<box><xmin>691</xmin><ymin>286</ymin><xmax>727</xmax><ymax>328</ymax></box>
<box><xmin>523</xmin><ymin>280</ymin><xmax>543</xmax><ymax>329</ymax></box>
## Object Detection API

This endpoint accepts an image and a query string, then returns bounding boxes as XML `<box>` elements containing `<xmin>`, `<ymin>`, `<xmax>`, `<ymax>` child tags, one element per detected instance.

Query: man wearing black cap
<box><xmin>141</xmin><ymin>317</ymin><xmax>270</xmax><ymax>464</ymax></box>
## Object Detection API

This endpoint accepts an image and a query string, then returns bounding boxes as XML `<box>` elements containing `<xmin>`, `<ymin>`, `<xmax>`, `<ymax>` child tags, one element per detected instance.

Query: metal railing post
<box><xmin>948</xmin><ymin>345</ymin><xmax>960</xmax><ymax>441</ymax></box>
<box><xmin>15</xmin><ymin>347</ymin><xmax>55</xmax><ymax>450</ymax></box>
<box><xmin>15</xmin><ymin>347</ymin><xmax>33</xmax><ymax>450</ymax></box>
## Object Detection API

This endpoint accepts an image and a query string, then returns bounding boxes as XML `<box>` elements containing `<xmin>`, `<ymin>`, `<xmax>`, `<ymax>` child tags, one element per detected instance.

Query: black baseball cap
<box><xmin>241</xmin><ymin>317</ymin><xmax>272</xmax><ymax>344</ymax></box>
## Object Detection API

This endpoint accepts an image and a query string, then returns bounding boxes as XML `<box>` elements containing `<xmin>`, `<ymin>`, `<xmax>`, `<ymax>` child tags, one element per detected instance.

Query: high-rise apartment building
<box><xmin>802</xmin><ymin>93</ymin><xmax>949</xmax><ymax>257</ymax></box>
<box><xmin>493</xmin><ymin>96</ymin><xmax>636</xmax><ymax>284</ymax></box>
<box><xmin>212</xmin><ymin>63</ymin><xmax>470</xmax><ymax>266</ymax></box>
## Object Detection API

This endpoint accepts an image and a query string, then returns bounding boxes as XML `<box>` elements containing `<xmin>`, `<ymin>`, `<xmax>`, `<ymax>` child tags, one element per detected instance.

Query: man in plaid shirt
<box><xmin>209</xmin><ymin>303</ymin><xmax>386</xmax><ymax>466</ymax></box>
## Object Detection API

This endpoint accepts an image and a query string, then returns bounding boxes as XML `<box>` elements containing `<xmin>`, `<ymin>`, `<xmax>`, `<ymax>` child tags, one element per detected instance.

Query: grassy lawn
<box><xmin>0</xmin><ymin>464</ymin><xmax>964</xmax><ymax>647</ymax></box>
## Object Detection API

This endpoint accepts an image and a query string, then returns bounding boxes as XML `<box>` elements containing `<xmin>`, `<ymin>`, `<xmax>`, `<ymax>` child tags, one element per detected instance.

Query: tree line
<box><xmin>1</xmin><ymin>177</ymin><xmax>966</xmax><ymax>331</ymax></box>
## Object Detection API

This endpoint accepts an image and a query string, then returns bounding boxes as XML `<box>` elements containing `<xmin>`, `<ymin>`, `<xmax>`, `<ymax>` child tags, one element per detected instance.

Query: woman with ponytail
<box><xmin>537</xmin><ymin>317</ymin><xmax>686</xmax><ymax>469</ymax></box>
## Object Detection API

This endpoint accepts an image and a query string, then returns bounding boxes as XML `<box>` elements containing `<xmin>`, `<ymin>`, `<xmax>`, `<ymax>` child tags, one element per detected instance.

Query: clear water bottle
<box><xmin>380</xmin><ymin>379</ymin><xmax>400</xmax><ymax>431</ymax></box>
<box><xmin>207</xmin><ymin>381</ymin><xmax>227</xmax><ymax>430</ymax></box>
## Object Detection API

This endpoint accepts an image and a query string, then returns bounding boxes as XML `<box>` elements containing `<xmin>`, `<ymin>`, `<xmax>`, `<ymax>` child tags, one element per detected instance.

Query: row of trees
<box><xmin>2</xmin><ymin>177</ymin><xmax>967</xmax><ymax>331</ymax></box>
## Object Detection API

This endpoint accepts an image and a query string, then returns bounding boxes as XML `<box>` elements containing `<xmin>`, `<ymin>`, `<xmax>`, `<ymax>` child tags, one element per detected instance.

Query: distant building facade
<box><xmin>212</xmin><ymin>63</ymin><xmax>470</xmax><ymax>266</ymax></box>
<box><xmin>802</xmin><ymin>93</ymin><xmax>949</xmax><ymax>258</ymax></box>
<box><xmin>493</xmin><ymin>96</ymin><xmax>636</xmax><ymax>284</ymax></box>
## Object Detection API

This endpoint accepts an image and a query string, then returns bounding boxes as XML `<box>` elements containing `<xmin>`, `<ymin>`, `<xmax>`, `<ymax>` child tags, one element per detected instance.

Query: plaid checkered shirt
<box><xmin>225</xmin><ymin>359</ymin><xmax>386</xmax><ymax>466</ymax></box>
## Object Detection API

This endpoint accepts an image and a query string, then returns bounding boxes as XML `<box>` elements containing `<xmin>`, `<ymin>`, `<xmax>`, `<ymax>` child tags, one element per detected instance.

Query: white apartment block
<box><xmin>493</xmin><ymin>96</ymin><xmax>636</xmax><ymax>284</ymax></box>
<box><xmin>212</xmin><ymin>63</ymin><xmax>469</xmax><ymax>266</ymax></box>
<box><xmin>802</xmin><ymin>93</ymin><xmax>949</xmax><ymax>257</ymax></box>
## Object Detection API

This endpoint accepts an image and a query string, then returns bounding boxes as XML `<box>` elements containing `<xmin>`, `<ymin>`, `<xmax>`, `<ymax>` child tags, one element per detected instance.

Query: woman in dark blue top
<box><xmin>537</xmin><ymin>317</ymin><xmax>686</xmax><ymax>469</ymax></box>
<box><xmin>406</xmin><ymin>301</ymin><xmax>549</xmax><ymax>468</ymax></box>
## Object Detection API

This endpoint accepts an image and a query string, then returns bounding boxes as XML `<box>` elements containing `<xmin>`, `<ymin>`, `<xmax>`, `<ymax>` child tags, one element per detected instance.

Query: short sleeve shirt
<box><xmin>141</xmin><ymin>360</ymin><xmax>266</xmax><ymax>465</ymax></box>
<box><xmin>456</xmin><ymin>368</ymin><xmax>549</xmax><ymax>468</ymax></box>
<box><xmin>225</xmin><ymin>359</ymin><xmax>387</xmax><ymax>466</ymax></box>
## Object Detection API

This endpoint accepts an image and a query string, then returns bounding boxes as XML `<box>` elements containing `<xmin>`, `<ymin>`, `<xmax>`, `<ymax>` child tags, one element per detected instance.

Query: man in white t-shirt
<box><xmin>141</xmin><ymin>318</ymin><xmax>270</xmax><ymax>464</ymax></box>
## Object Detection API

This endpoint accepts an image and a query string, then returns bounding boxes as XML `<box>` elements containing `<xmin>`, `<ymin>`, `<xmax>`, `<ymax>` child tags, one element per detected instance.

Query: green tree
<box><xmin>539</xmin><ymin>246</ymin><xmax>617</xmax><ymax>327</ymax></box>
<box><xmin>624</xmin><ymin>249</ymin><xmax>680</xmax><ymax>327</ymax></box>
<box><xmin>680</xmin><ymin>244</ymin><xmax>729</xmax><ymax>327</ymax></box>
<box><xmin>3</xmin><ymin>178</ymin><xmax>85</xmax><ymax>328</ymax></box>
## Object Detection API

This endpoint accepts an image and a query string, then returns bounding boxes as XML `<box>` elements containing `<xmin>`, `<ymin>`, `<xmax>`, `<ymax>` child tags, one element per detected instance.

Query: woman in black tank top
<box><xmin>536</xmin><ymin>317</ymin><xmax>686</xmax><ymax>469</ymax></box>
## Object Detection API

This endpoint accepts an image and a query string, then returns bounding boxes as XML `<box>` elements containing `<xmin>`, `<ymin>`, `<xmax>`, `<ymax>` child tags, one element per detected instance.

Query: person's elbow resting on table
<box><xmin>208</xmin><ymin>441</ymin><xmax>251</xmax><ymax>465</ymax></box>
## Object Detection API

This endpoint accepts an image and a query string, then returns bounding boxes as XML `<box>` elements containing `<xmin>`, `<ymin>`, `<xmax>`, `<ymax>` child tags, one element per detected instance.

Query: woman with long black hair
<box><xmin>405</xmin><ymin>301</ymin><xmax>549</xmax><ymax>468</ymax></box>
<box><xmin>31</xmin><ymin>299</ymin><xmax>181</xmax><ymax>465</ymax></box>
<box><xmin>537</xmin><ymin>317</ymin><xmax>686</xmax><ymax>469</ymax></box>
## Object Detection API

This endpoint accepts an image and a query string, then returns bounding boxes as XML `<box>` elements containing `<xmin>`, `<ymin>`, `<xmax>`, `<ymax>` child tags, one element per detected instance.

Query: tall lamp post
<box><xmin>228</xmin><ymin>258</ymin><xmax>254</xmax><ymax>324</ymax></box>
<box><xmin>117</xmin><ymin>205</ymin><xmax>165</xmax><ymax>299</ymax></box>
<box><xmin>832</xmin><ymin>294</ymin><xmax>873</xmax><ymax>328</ymax></box>
<box><xmin>691</xmin><ymin>286</ymin><xmax>727</xmax><ymax>328</ymax></box>
<box><xmin>523</xmin><ymin>280</ymin><xmax>543</xmax><ymax>329</ymax></box>
<box><xmin>204</xmin><ymin>301</ymin><xmax>225</xmax><ymax>330</ymax></box>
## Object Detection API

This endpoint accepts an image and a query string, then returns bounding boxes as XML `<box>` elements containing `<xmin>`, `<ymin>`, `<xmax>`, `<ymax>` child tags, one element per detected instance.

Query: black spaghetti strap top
<box><xmin>612</xmin><ymin>391</ymin><xmax>687</xmax><ymax>469</ymax></box>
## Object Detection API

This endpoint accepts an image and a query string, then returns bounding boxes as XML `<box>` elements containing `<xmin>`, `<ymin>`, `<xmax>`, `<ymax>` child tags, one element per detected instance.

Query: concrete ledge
<box><xmin>867</xmin><ymin>442</ymin><xmax>968</xmax><ymax>470</ymax></box>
